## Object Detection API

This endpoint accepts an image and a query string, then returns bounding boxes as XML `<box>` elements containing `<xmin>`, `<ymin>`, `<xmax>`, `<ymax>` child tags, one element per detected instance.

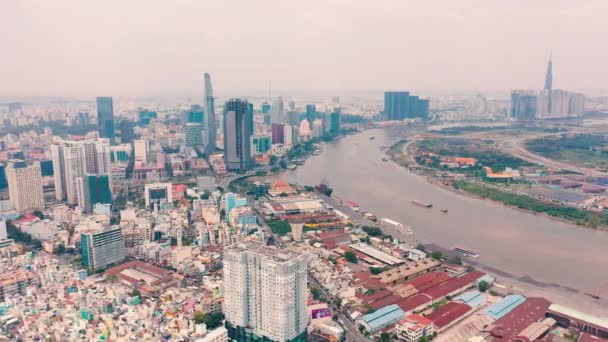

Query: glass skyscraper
<box><xmin>223</xmin><ymin>99</ymin><xmax>253</xmax><ymax>172</ymax></box>
<box><xmin>96</xmin><ymin>97</ymin><xmax>115</xmax><ymax>140</ymax></box>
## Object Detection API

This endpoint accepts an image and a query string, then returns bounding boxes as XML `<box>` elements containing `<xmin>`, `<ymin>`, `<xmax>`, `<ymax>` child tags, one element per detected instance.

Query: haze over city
<box><xmin>2</xmin><ymin>2</ymin><xmax>608</xmax><ymax>342</ymax></box>
<box><xmin>2</xmin><ymin>0</ymin><xmax>608</xmax><ymax>97</ymax></box>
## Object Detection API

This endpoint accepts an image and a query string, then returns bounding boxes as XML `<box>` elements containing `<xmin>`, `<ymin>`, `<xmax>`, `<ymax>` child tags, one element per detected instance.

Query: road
<box><xmin>308</xmin><ymin>274</ymin><xmax>368</xmax><ymax>342</ymax></box>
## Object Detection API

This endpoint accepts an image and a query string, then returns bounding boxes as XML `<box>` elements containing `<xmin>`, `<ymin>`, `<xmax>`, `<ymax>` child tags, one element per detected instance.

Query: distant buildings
<box><xmin>223</xmin><ymin>241</ymin><xmax>308</xmax><ymax>342</ymax></box>
<box><xmin>306</xmin><ymin>104</ymin><xmax>316</xmax><ymax>129</ymax></box>
<box><xmin>185</xmin><ymin>123</ymin><xmax>204</xmax><ymax>147</ymax></box>
<box><xmin>6</xmin><ymin>159</ymin><xmax>44</xmax><ymax>212</ymax></box>
<box><xmin>77</xmin><ymin>174</ymin><xmax>112</xmax><ymax>213</ymax></box>
<box><xmin>96</xmin><ymin>97</ymin><xmax>115</xmax><ymax>140</ymax></box>
<box><xmin>81</xmin><ymin>226</ymin><xmax>127</xmax><ymax>271</ymax></box>
<box><xmin>204</xmin><ymin>73</ymin><xmax>217</xmax><ymax>154</ymax></box>
<box><xmin>223</xmin><ymin>99</ymin><xmax>253</xmax><ymax>172</ymax></box>
<box><xmin>51</xmin><ymin>137</ymin><xmax>112</xmax><ymax>206</ymax></box>
<box><xmin>144</xmin><ymin>183</ymin><xmax>173</xmax><ymax>209</ymax></box>
<box><xmin>272</xmin><ymin>123</ymin><xmax>285</xmax><ymax>144</ymax></box>
<box><xmin>511</xmin><ymin>58</ymin><xmax>585</xmax><ymax>119</ymax></box>
<box><xmin>330</xmin><ymin>109</ymin><xmax>341</xmax><ymax>133</ymax></box>
<box><xmin>384</xmin><ymin>91</ymin><xmax>430</xmax><ymax>120</ymax></box>
<box><xmin>251</xmin><ymin>135</ymin><xmax>271</xmax><ymax>155</ymax></box>
<box><xmin>133</xmin><ymin>139</ymin><xmax>150</xmax><ymax>164</ymax></box>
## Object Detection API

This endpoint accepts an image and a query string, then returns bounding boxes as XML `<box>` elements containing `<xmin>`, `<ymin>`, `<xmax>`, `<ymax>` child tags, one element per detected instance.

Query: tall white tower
<box><xmin>223</xmin><ymin>241</ymin><xmax>308</xmax><ymax>341</ymax></box>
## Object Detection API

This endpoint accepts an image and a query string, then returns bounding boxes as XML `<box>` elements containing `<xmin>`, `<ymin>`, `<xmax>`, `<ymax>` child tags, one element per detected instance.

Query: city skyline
<box><xmin>2</xmin><ymin>1</ymin><xmax>608</xmax><ymax>97</ymax></box>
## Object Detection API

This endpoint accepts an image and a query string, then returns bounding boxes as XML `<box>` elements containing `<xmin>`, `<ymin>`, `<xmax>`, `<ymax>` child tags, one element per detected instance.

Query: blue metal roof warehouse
<box><xmin>358</xmin><ymin>304</ymin><xmax>405</xmax><ymax>333</ymax></box>
<box><xmin>481</xmin><ymin>294</ymin><xmax>526</xmax><ymax>320</ymax></box>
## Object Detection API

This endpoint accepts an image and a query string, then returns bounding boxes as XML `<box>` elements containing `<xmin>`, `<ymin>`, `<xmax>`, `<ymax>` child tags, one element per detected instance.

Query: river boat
<box><xmin>440</xmin><ymin>209</ymin><xmax>448</xmax><ymax>213</ymax></box>
<box><xmin>381</xmin><ymin>218</ymin><xmax>414</xmax><ymax>234</ymax></box>
<box><xmin>412</xmin><ymin>200</ymin><xmax>433</xmax><ymax>208</ymax></box>
<box><xmin>453</xmin><ymin>246</ymin><xmax>480</xmax><ymax>258</ymax></box>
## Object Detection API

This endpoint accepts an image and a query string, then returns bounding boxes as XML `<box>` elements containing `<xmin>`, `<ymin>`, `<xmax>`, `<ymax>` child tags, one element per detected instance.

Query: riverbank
<box><xmin>318</xmin><ymin>189</ymin><xmax>608</xmax><ymax>315</ymax></box>
<box><xmin>389</xmin><ymin>139</ymin><xmax>608</xmax><ymax>231</ymax></box>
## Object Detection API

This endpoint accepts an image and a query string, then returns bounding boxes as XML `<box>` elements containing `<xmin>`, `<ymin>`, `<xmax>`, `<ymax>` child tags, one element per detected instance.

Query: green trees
<box><xmin>431</xmin><ymin>251</ymin><xmax>443</xmax><ymax>260</ymax></box>
<box><xmin>266</xmin><ymin>219</ymin><xmax>292</xmax><ymax>235</ymax></box>
<box><xmin>478</xmin><ymin>280</ymin><xmax>490</xmax><ymax>292</ymax></box>
<box><xmin>344</xmin><ymin>249</ymin><xmax>358</xmax><ymax>263</ymax></box>
<box><xmin>194</xmin><ymin>311</ymin><xmax>226</xmax><ymax>328</ymax></box>
<box><xmin>454</xmin><ymin>180</ymin><xmax>608</xmax><ymax>228</ymax></box>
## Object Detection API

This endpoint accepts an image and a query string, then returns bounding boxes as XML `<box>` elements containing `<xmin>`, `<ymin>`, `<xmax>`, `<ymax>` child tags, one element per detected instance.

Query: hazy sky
<box><xmin>2</xmin><ymin>0</ymin><xmax>607</xmax><ymax>97</ymax></box>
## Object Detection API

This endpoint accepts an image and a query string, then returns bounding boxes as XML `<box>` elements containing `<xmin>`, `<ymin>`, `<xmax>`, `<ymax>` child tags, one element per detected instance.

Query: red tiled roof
<box><xmin>319</xmin><ymin>229</ymin><xmax>346</xmax><ymax>239</ymax></box>
<box><xmin>490</xmin><ymin>297</ymin><xmax>551</xmax><ymax>341</ymax></box>
<box><xmin>405</xmin><ymin>271</ymin><xmax>452</xmax><ymax>292</ymax></box>
<box><xmin>422</xmin><ymin>271</ymin><xmax>484</xmax><ymax>300</ymax></box>
<box><xmin>369</xmin><ymin>294</ymin><xmax>404</xmax><ymax>310</ymax></box>
<box><xmin>426</xmin><ymin>302</ymin><xmax>472</xmax><ymax>329</ymax></box>
<box><xmin>355</xmin><ymin>289</ymin><xmax>392</xmax><ymax>302</ymax></box>
<box><xmin>405</xmin><ymin>314</ymin><xmax>433</xmax><ymax>326</ymax></box>
<box><xmin>397</xmin><ymin>293</ymin><xmax>433</xmax><ymax>312</ymax></box>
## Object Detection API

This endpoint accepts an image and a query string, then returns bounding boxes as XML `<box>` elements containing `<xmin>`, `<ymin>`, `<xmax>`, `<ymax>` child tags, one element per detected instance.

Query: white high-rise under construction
<box><xmin>51</xmin><ymin>137</ymin><xmax>112</xmax><ymax>205</ymax></box>
<box><xmin>223</xmin><ymin>241</ymin><xmax>308</xmax><ymax>342</ymax></box>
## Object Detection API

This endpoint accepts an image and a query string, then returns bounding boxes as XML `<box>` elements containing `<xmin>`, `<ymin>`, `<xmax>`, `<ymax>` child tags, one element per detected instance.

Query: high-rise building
<box><xmin>204</xmin><ymin>73</ymin><xmax>217</xmax><ymax>154</ymax></box>
<box><xmin>330</xmin><ymin>109</ymin><xmax>341</xmax><ymax>133</ymax></box>
<box><xmin>52</xmin><ymin>138</ymin><xmax>112</xmax><ymax>205</ymax></box>
<box><xmin>138</xmin><ymin>109</ymin><xmax>158</xmax><ymax>126</ymax></box>
<box><xmin>251</xmin><ymin>135</ymin><xmax>271</xmax><ymax>155</ymax></box>
<box><xmin>144</xmin><ymin>183</ymin><xmax>173</xmax><ymax>209</ymax></box>
<box><xmin>223</xmin><ymin>99</ymin><xmax>253</xmax><ymax>172</ymax></box>
<box><xmin>77</xmin><ymin>174</ymin><xmax>112</xmax><ymax>213</ymax></box>
<box><xmin>110</xmin><ymin>144</ymin><xmax>131</xmax><ymax>163</ymax></box>
<box><xmin>305</xmin><ymin>104</ymin><xmax>316</xmax><ymax>129</ymax></box>
<box><xmin>0</xmin><ymin>163</ymin><xmax>7</xmax><ymax>190</ymax></box>
<box><xmin>271</xmin><ymin>97</ymin><xmax>285</xmax><ymax>123</ymax></box>
<box><xmin>545</xmin><ymin>57</ymin><xmax>553</xmax><ymax>113</ymax></box>
<box><xmin>6</xmin><ymin>159</ymin><xmax>44</xmax><ymax>212</ymax></box>
<box><xmin>223</xmin><ymin>241</ymin><xmax>308</xmax><ymax>342</ymax></box>
<box><xmin>133</xmin><ymin>139</ymin><xmax>150</xmax><ymax>164</ymax></box>
<box><xmin>284</xmin><ymin>124</ymin><xmax>295</xmax><ymax>146</ymax></box>
<box><xmin>384</xmin><ymin>91</ymin><xmax>409</xmax><ymax>120</ymax></box>
<box><xmin>511</xmin><ymin>58</ymin><xmax>584</xmax><ymax>120</ymax></box>
<box><xmin>271</xmin><ymin>123</ymin><xmax>285</xmax><ymax>144</ymax></box>
<box><xmin>40</xmin><ymin>160</ymin><xmax>54</xmax><ymax>177</ymax></box>
<box><xmin>261</xmin><ymin>102</ymin><xmax>271</xmax><ymax>114</ymax></box>
<box><xmin>81</xmin><ymin>227</ymin><xmax>127</xmax><ymax>271</ymax></box>
<box><xmin>185</xmin><ymin>123</ymin><xmax>205</xmax><ymax>147</ymax></box>
<box><xmin>96</xmin><ymin>97</ymin><xmax>115</xmax><ymax>140</ymax></box>
<box><xmin>185</xmin><ymin>104</ymin><xmax>204</xmax><ymax>124</ymax></box>
<box><xmin>384</xmin><ymin>91</ymin><xmax>429</xmax><ymax>120</ymax></box>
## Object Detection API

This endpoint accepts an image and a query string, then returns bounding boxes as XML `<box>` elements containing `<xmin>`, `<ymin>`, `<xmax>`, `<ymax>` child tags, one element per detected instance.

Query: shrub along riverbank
<box><xmin>453</xmin><ymin>180</ymin><xmax>608</xmax><ymax>229</ymax></box>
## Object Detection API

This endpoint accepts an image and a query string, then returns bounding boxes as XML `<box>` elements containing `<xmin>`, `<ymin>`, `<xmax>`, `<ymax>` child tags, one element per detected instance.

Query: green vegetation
<box><xmin>311</xmin><ymin>288</ymin><xmax>322</xmax><ymax>300</ymax></box>
<box><xmin>130</xmin><ymin>289</ymin><xmax>141</xmax><ymax>297</ymax></box>
<box><xmin>361</xmin><ymin>226</ymin><xmax>383</xmax><ymax>237</ymax></box>
<box><xmin>388</xmin><ymin>139</ymin><xmax>407</xmax><ymax>155</ymax></box>
<box><xmin>344</xmin><ymin>249</ymin><xmax>358</xmax><ymax>263</ymax></box>
<box><xmin>454</xmin><ymin>180</ymin><xmax>608</xmax><ymax>228</ymax></box>
<box><xmin>341</xmin><ymin>114</ymin><xmax>370</xmax><ymax>124</ymax></box>
<box><xmin>429</xmin><ymin>125</ymin><xmax>565</xmax><ymax>135</ymax></box>
<box><xmin>431</xmin><ymin>251</ymin><xmax>443</xmax><ymax>260</ymax></box>
<box><xmin>415</xmin><ymin>138</ymin><xmax>534</xmax><ymax>176</ymax></box>
<box><xmin>7</xmin><ymin>220</ymin><xmax>42</xmax><ymax>248</ymax></box>
<box><xmin>369</xmin><ymin>267</ymin><xmax>385</xmax><ymax>275</ymax></box>
<box><xmin>379</xmin><ymin>333</ymin><xmax>392</xmax><ymax>342</ymax></box>
<box><xmin>431</xmin><ymin>298</ymin><xmax>447</xmax><ymax>310</ymax></box>
<box><xmin>194</xmin><ymin>311</ymin><xmax>225</xmax><ymax>329</ymax></box>
<box><xmin>478</xmin><ymin>280</ymin><xmax>490</xmax><ymax>292</ymax></box>
<box><xmin>527</xmin><ymin>134</ymin><xmax>608</xmax><ymax>169</ymax></box>
<box><xmin>266</xmin><ymin>219</ymin><xmax>292</xmax><ymax>235</ymax></box>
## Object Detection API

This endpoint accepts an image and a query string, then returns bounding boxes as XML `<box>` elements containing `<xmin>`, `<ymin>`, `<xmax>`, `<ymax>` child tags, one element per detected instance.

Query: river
<box><xmin>281</xmin><ymin>127</ymin><xmax>608</xmax><ymax>293</ymax></box>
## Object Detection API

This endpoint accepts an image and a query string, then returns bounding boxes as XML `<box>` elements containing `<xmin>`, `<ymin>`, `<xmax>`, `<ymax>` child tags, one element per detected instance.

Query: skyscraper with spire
<box><xmin>204</xmin><ymin>73</ymin><xmax>217</xmax><ymax>154</ymax></box>
<box><xmin>544</xmin><ymin>56</ymin><xmax>553</xmax><ymax>113</ymax></box>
